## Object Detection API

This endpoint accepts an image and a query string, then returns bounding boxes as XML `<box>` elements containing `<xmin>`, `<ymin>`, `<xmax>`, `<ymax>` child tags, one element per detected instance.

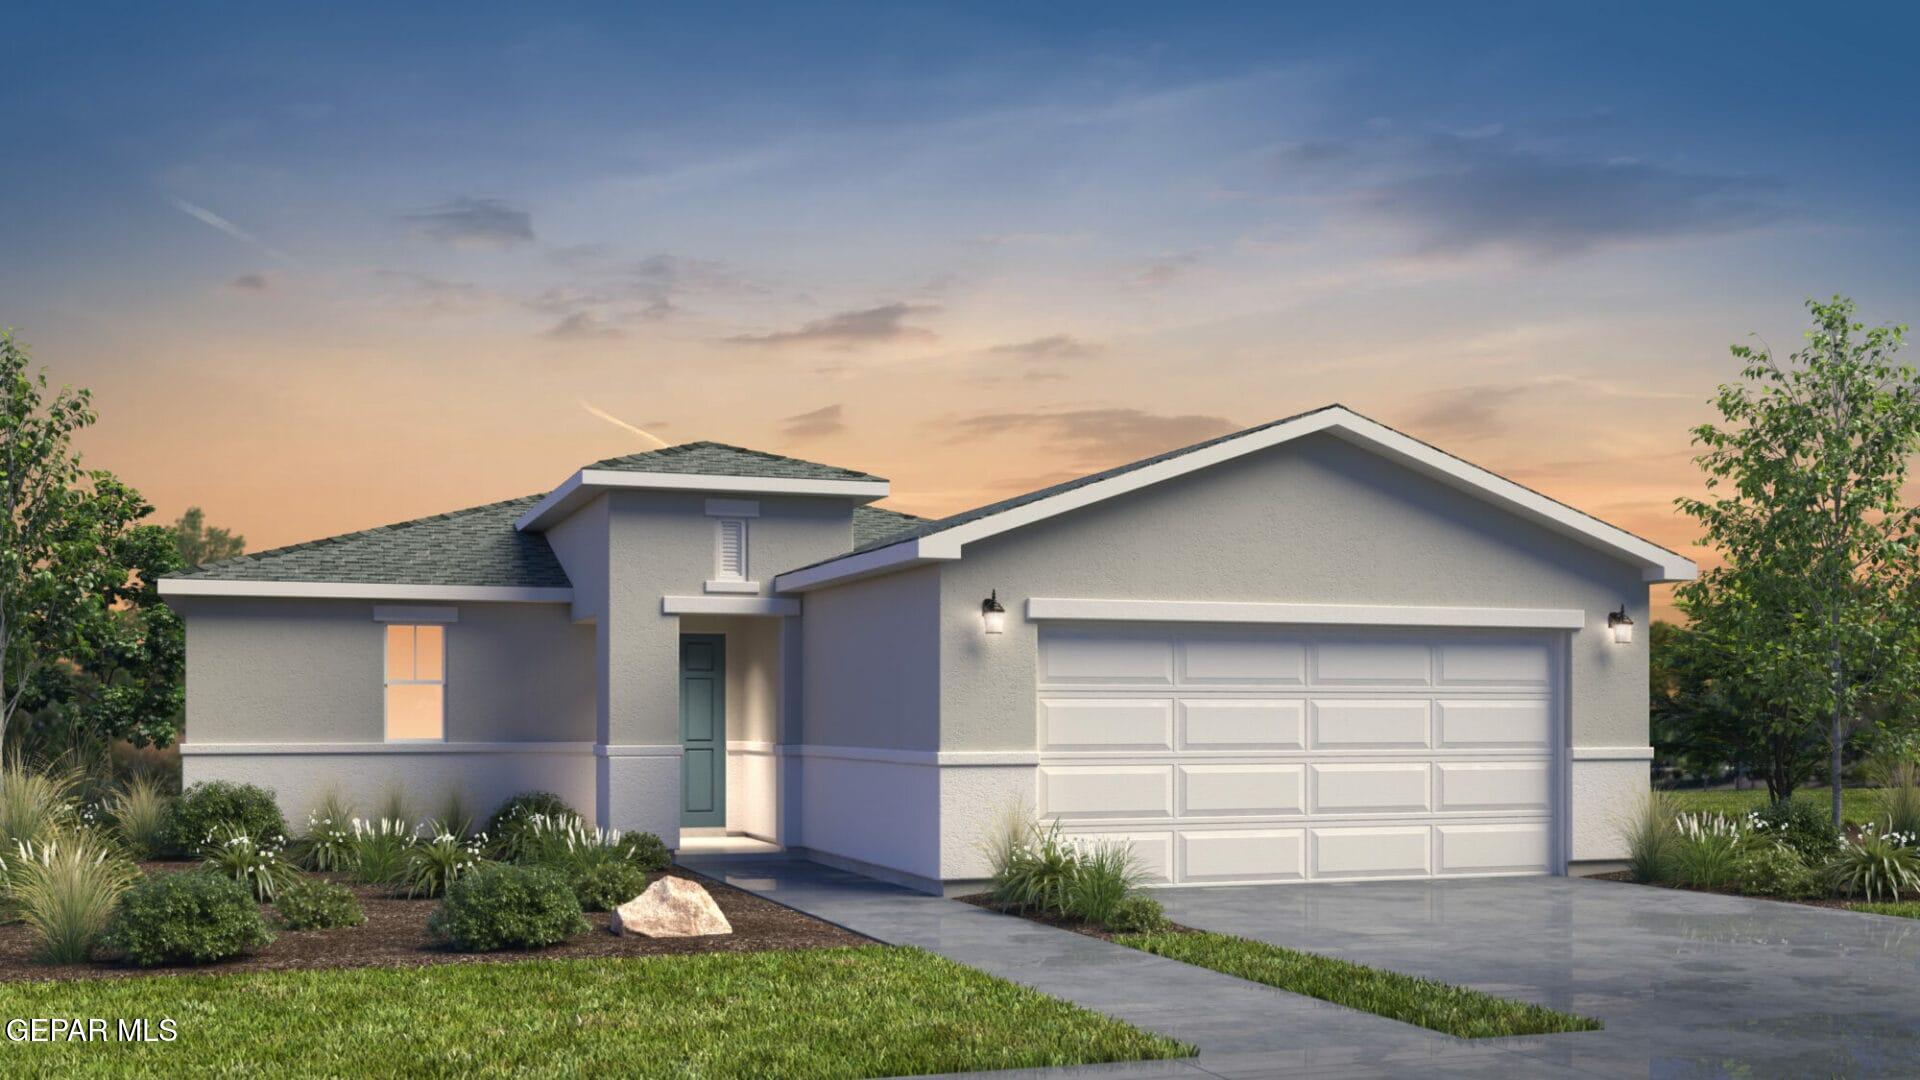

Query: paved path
<box><xmin>682</xmin><ymin>855</ymin><xmax>1604</xmax><ymax>1079</ymax></box>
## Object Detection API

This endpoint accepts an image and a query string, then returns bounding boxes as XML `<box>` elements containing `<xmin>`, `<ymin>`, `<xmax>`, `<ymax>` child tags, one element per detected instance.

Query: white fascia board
<box><xmin>517</xmin><ymin>468</ymin><xmax>890</xmax><ymax>531</ymax></box>
<box><xmin>158</xmin><ymin>579</ymin><xmax>572</xmax><ymax>603</ymax></box>
<box><xmin>372</xmin><ymin>605</ymin><xmax>459</xmax><ymax>623</ymax></box>
<box><xmin>661</xmin><ymin>595</ymin><xmax>801</xmax><ymax>616</ymax></box>
<box><xmin>1026</xmin><ymin>597</ymin><xmax>1587</xmax><ymax>630</ymax></box>
<box><xmin>771</xmin><ymin>537</ymin><xmax>947</xmax><ymax>594</ymax></box>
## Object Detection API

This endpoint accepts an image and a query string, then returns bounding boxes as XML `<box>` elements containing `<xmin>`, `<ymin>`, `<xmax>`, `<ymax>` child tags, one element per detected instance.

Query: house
<box><xmin>158</xmin><ymin>405</ymin><xmax>1695</xmax><ymax>893</ymax></box>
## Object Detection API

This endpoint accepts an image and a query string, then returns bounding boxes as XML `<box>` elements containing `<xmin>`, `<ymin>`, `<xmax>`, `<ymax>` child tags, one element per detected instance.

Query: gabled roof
<box><xmin>516</xmin><ymin>441</ymin><xmax>890</xmax><ymax>531</ymax></box>
<box><xmin>774</xmin><ymin>404</ymin><xmax>1697</xmax><ymax>593</ymax></box>
<box><xmin>852</xmin><ymin>505</ymin><xmax>927</xmax><ymax>548</ymax></box>
<box><xmin>161</xmin><ymin>496</ymin><xmax>573</xmax><ymax>601</ymax></box>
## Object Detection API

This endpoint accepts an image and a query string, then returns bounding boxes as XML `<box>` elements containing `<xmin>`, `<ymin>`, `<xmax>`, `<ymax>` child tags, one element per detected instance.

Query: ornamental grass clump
<box><xmin>300</xmin><ymin>793</ymin><xmax>357</xmax><ymax>872</ymax></box>
<box><xmin>348</xmin><ymin>817</ymin><xmax>415</xmax><ymax>887</ymax></box>
<box><xmin>987</xmin><ymin>816</ymin><xmax>1159</xmax><ymax>931</ymax></box>
<box><xmin>1615</xmin><ymin>791</ymin><xmax>1681</xmax><ymax>884</ymax></box>
<box><xmin>1670</xmin><ymin>812</ymin><xmax>1751</xmax><ymax>890</ymax></box>
<box><xmin>106</xmin><ymin>775</ymin><xmax>172</xmax><ymax>860</ymax></box>
<box><xmin>402</xmin><ymin>824</ymin><xmax>488</xmax><ymax>898</ymax></box>
<box><xmin>486</xmin><ymin>792</ymin><xmax>583</xmax><ymax>861</ymax></box>
<box><xmin>1877</xmin><ymin>760</ymin><xmax>1920</xmax><ymax>840</ymax></box>
<box><xmin>1826</xmin><ymin>826</ymin><xmax>1920</xmax><ymax>903</ymax></box>
<box><xmin>201</xmin><ymin>823</ymin><xmax>301</xmax><ymax>902</ymax></box>
<box><xmin>2</xmin><ymin>832</ymin><xmax>140</xmax><ymax>963</ymax></box>
<box><xmin>0</xmin><ymin>760</ymin><xmax>82</xmax><ymax>854</ymax></box>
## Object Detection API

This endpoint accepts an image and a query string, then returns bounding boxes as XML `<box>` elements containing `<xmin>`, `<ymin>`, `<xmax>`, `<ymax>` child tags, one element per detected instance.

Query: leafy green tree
<box><xmin>1</xmin><ymin>330</ymin><xmax>177</xmax><ymax>759</ymax></box>
<box><xmin>1677</xmin><ymin>297</ymin><xmax>1920</xmax><ymax>824</ymax></box>
<box><xmin>173</xmin><ymin>506</ymin><xmax>244</xmax><ymax>567</ymax></box>
<box><xmin>1651</xmin><ymin>617</ymin><xmax>1822</xmax><ymax>798</ymax></box>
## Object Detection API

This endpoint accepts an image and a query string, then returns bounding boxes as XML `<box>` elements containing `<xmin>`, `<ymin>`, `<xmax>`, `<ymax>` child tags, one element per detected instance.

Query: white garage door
<box><xmin>1036</xmin><ymin>624</ymin><xmax>1561</xmax><ymax>885</ymax></box>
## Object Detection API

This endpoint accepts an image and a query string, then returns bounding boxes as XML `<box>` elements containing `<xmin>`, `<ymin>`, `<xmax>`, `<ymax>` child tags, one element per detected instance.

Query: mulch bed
<box><xmin>0</xmin><ymin>865</ymin><xmax>869</xmax><ymax>983</ymax></box>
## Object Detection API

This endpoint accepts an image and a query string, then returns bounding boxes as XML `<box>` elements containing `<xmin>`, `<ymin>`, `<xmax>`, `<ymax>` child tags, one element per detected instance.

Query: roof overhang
<box><xmin>158</xmin><ymin>579</ymin><xmax>573</xmax><ymax>603</ymax></box>
<box><xmin>516</xmin><ymin>468</ymin><xmax>890</xmax><ymax>532</ymax></box>
<box><xmin>773</xmin><ymin>406</ymin><xmax>1697</xmax><ymax>594</ymax></box>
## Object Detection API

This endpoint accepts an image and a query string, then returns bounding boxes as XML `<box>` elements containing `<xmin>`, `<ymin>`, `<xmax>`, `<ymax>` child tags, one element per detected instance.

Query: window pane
<box><xmin>414</xmin><ymin>625</ymin><xmax>444</xmax><ymax>681</ymax></box>
<box><xmin>385</xmin><ymin>625</ymin><xmax>415</xmax><ymax>681</ymax></box>
<box><xmin>386</xmin><ymin>684</ymin><xmax>443</xmax><ymax>740</ymax></box>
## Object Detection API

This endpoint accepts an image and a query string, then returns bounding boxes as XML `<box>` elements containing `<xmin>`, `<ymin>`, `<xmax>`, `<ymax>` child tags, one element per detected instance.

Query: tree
<box><xmin>173</xmin><ymin>506</ymin><xmax>244</xmax><ymax>567</ymax></box>
<box><xmin>1676</xmin><ymin>297</ymin><xmax>1920</xmax><ymax>824</ymax></box>
<box><xmin>1651</xmin><ymin>615</ymin><xmax>1822</xmax><ymax>799</ymax></box>
<box><xmin>0</xmin><ymin>330</ymin><xmax>171</xmax><ymax>759</ymax></box>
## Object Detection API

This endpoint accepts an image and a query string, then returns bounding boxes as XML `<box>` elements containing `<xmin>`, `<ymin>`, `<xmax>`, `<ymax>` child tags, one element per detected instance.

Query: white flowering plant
<box><xmin>201</xmin><ymin>823</ymin><xmax>300</xmax><ymax>901</ymax></box>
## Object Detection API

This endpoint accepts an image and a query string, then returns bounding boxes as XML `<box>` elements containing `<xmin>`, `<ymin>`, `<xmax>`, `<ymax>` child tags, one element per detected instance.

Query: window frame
<box><xmin>713</xmin><ymin>517</ymin><xmax>750</xmax><ymax>582</ymax></box>
<box><xmin>383</xmin><ymin>623</ymin><xmax>448</xmax><ymax>743</ymax></box>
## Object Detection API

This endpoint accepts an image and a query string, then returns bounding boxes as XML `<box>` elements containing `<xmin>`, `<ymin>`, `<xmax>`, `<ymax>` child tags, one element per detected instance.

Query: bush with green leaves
<box><xmin>1670</xmin><ymin>813</ymin><xmax>1751</xmax><ymax>889</ymax></box>
<box><xmin>988</xmin><ymin>819</ymin><xmax>1078</xmax><ymax>916</ymax></box>
<box><xmin>273</xmin><ymin>878</ymin><xmax>366</xmax><ymax>930</ymax></box>
<box><xmin>1616</xmin><ymin>791</ymin><xmax>1680</xmax><ymax>884</ymax></box>
<box><xmin>163</xmin><ymin>781</ymin><xmax>287</xmax><ymax>857</ymax></box>
<box><xmin>516</xmin><ymin>815</ymin><xmax>662</xmax><ymax>910</ymax></box>
<box><xmin>427</xmin><ymin>863</ymin><xmax>588</xmax><ymax>952</ymax></box>
<box><xmin>298</xmin><ymin>792</ymin><xmax>357</xmax><ymax>871</ymax></box>
<box><xmin>987</xmin><ymin>818</ymin><xmax>1156</xmax><ymax>931</ymax></box>
<box><xmin>102</xmin><ymin>871</ymin><xmax>273</xmax><ymax>966</ymax></box>
<box><xmin>1733</xmin><ymin>842</ymin><xmax>1825</xmax><ymax>900</ymax></box>
<box><xmin>570</xmin><ymin>861</ymin><xmax>649</xmax><ymax>912</ymax></box>
<box><xmin>106</xmin><ymin>775</ymin><xmax>173</xmax><ymax>860</ymax></box>
<box><xmin>486</xmin><ymin>792</ymin><xmax>582</xmax><ymax>861</ymax></box>
<box><xmin>200</xmin><ymin>823</ymin><xmax>302</xmax><ymax>901</ymax></box>
<box><xmin>1106</xmin><ymin>894</ymin><xmax>1172</xmax><ymax>934</ymax></box>
<box><xmin>1061</xmin><ymin>841</ymin><xmax>1143</xmax><ymax>927</ymax></box>
<box><xmin>1826</xmin><ymin>827</ymin><xmax>1920</xmax><ymax>903</ymax></box>
<box><xmin>402</xmin><ymin>826</ymin><xmax>488</xmax><ymax>898</ymax></box>
<box><xmin>348</xmin><ymin>818</ymin><xmax>415</xmax><ymax>887</ymax></box>
<box><xmin>1</xmin><ymin>830</ymin><xmax>140</xmax><ymax>963</ymax></box>
<box><xmin>1747</xmin><ymin>798</ymin><xmax>1840</xmax><ymax>864</ymax></box>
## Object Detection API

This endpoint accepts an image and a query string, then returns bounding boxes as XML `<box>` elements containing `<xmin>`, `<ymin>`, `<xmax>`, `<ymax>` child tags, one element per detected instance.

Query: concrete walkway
<box><xmin>681</xmin><ymin>855</ymin><xmax>1605</xmax><ymax>1079</ymax></box>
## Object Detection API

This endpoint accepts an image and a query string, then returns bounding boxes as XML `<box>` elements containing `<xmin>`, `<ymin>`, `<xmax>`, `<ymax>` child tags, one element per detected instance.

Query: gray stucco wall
<box><xmin>933</xmin><ymin>433</ymin><xmax>1649</xmax><ymax>752</ymax></box>
<box><xmin>797</xmin><ymin>564</ymin><xmax>941</xmax><ymax>751</ymax></box>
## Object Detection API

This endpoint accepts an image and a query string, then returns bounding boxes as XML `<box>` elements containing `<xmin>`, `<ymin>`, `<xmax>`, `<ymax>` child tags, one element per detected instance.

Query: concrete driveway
<box><xmin>1156</xmin><ymin>876</ymin><xmax>1920</xmax><ymax>1077</ymax></box>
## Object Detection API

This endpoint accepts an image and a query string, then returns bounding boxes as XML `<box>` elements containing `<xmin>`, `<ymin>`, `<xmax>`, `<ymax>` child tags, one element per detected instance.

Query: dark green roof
<box><xmin>852</xmin><ymin>505</ymin><xmax>926</xmax><ymax>548</ymax></box>
<box><xmin>168</xmin><ymin>496</ymin><xmax>570</xmax><ymax>588</ymax></box>
<box><xmin>592</xmin><ymin>441</ymin><xmax>884</xmax><ymax>483</ymax></box>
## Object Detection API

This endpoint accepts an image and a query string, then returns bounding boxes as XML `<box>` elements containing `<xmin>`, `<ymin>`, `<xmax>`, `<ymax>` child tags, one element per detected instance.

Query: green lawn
<box><xmin>0</xmin><ymin>947</ymin><xmax>1190</xmax><ymax>1078</ymax></box>
<box><xmin>1850</xmin><ymin>900</ymin><xmax>1920</xmax><ymax>919</ymax></box>
<box><xmin>1117</xmin><ymin>931</ymin><xmax>1601</xmax><ymax>1039</ymax></box>
<box><xmin>1668</xmin><ymin>786</ymin><xmax>1887</xmax><ymax>825</ymax></box>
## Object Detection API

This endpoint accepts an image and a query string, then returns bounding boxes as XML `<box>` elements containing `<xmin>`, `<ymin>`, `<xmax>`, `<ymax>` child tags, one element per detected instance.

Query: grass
<box><xmin>1668</xmin><ymin>787</ymin><xmax>1888</xmax><ymax>826</ymax></box>
<box><xmin>1117</xmin><ymin>931</ymin><xmax>1601</xmax><ymax>1039</ymax></box>
<box><xmin>1851</xmin><ymin>900</ymin><xmax>1920</xmax><ymax>919</ymax></box>
<box><xmin>0</xmin><ymin>947</ymin><xmax>1190</xmax><ymax>1077</ymax></box>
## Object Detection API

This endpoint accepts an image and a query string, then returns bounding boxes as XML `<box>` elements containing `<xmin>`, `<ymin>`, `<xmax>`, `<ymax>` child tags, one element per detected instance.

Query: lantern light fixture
<box><xmin>981</xmin><ymin>590</ymin><xmax>1006</xmax><ymax>635</ymax></box>
<box><xmin>1607</xmin><ymin>605</ymin><xmax>1634</xmax><ymax>645</ymax></box>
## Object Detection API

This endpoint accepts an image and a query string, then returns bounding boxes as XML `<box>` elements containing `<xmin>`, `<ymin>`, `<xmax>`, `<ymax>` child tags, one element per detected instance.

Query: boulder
<box><xmin>613</xmin><ymin>876</ymin><xmax>733</xmax><ymax>938</ymax></box>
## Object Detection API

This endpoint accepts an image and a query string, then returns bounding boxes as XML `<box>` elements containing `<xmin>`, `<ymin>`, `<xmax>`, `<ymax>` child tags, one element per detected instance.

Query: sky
<box><xmin>5</xmin><ymin>3</ymin><xmax>1919</xmax><ymax>618</ymax></box>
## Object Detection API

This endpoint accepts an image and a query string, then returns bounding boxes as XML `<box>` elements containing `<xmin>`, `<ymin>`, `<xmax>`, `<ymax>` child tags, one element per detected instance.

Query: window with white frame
<box><xmin>384</xmin><ymin>624</ymin><xmax>445</xmax><ymax>741</ymax></box>
<box><xmin>714</xmin><ymin>517</ymin><xmax>749</xmax><ymax>582</ymax></box>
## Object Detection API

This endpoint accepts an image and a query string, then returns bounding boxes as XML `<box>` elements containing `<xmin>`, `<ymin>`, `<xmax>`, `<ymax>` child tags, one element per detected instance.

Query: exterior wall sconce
<box><xmin>1607</xmin><ymin>605</ymin><xmax>1634</xmax><ymax>645</ymax></box>
<box><xmin>981</xmin><ymin>590</ymin><xmax>1006</xmax><ymax>634</ymax></box>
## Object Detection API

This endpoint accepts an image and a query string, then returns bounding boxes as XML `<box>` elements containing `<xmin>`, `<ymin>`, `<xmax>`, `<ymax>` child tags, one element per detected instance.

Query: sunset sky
<box><xmin>6</xmin><ymin>4</ymin><xmax>1919</xmax><ymax>618</ymax></box>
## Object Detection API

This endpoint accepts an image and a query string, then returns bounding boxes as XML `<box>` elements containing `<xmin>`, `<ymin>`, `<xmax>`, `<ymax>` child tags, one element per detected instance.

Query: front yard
<box><xmin>1668</xmin><ymin>786</ymin><xmax>1889</xmax><ymax>826</ymax></box>
<box><xmin>0</xmin><ymin>946</ymin><xmax>1191</xmax><ymax>1077</ymax></box>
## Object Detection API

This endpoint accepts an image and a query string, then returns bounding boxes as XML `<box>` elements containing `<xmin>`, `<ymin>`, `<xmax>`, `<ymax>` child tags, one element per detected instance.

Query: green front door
<box><xmin>679</xmin><ymin>634</ymin><xmax>726</xmax><ymax>827</ymax></box>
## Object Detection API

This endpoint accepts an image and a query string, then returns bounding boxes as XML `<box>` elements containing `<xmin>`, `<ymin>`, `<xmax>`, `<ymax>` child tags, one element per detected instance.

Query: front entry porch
<box><xmin>674</xmin><ymin>613</ymin><xmax>789</xmax><ymax>851</ymax></box>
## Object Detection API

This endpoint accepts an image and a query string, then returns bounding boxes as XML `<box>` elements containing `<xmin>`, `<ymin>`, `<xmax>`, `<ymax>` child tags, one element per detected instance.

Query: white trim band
<box><xmin>593</xmin><ymin>743</ymin><xmax>686</xmax><ymax>758</ymax></box>
<box><xmin>662</xmin><ymin>595</ymin><xmax>800</xmax><ymax>616</ymax></box>
<box><xmin>160</xmin><ymin>580</ymin><xmax>572</xmax><ymax>603</ymax></box>
<box><xmin>372</xmin><ymin>605</ymin><xmax>459</xmax><ymax>623</ymax></box>
<box><xmin>779</xmin><ymin>745</ymin><xmax>1040</xmax><ymax>767</ymax></box>
<box><xmin>1570</xmin><ymin>746</ymin><xmax>1657</xmax><ymax>761</ymax></box>
<box><xmin>1025</xmin><ymin>597</ymin><xmax>1587</xmax><ymax>630</ymax></box>
<box><xmin>181</xmin><ymin>741</ymin><xmax>593</xmax><ymax>756</ymax></box>
<box><xmin>517</xmin><ymin>468</ymin><xmax>889</xmax><ymax>531</ymax></box>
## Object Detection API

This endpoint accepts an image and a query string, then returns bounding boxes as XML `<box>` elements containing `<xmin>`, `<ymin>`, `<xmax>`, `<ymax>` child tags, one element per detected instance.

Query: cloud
<box><xmin>530</xmin><ymin>253</ymin><xmax>756</xmax><ymax>324</ymax></box>
<box><xmin>227</xmin><ymin>273</ymin><xmax>271</xmax><ymax>292</ymax></box>
<box><xmin>1133</xmin><ymin>252</ymin><xmax>1201</xmax><ymax>287</ymax></box>
<box><xmin>372</xmin><ymin>270</ymin><xmax>494</xmax><ymax>314</ymax></box>
<box><xmin>986</xmin><ymin>335</ymin><xmax>1101</xmax><ymax>361</ymax></box>
<box><xmin>779</xmin><ymin>404</ymin><xmax>846</xmax><ymax>441</ymax></box>
<box><xmin>950</xmin><ymin>407</ymin><xmax>1239</xmax><ymax>466</ymax></box>
<box><xmin>403</xmin><ymin>197</ymin><xmax>535</xmax><ymax>247</ymax></box>
<box><xmin>727</xmin><ymin>303</ymin><xmax>938</xmax><ymax>348</ymax></box>
<box><xmin>544</xmin><ymin>312</ymin><xmax>623</xmax><ymax>341</ymax></box>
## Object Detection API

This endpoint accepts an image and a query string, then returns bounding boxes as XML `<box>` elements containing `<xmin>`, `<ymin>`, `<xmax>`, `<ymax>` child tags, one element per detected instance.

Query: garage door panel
<box><xmin>1040</xmin><ymin>632</ymin><xmax>1173</xmax><ymax>686</ymax></box>
<box><xmin>1436</xmin><ymin>823</ymin><xmax>1552</xmax><ymax>875</ymax></box>
<box><xmin>1040</xmin><ymin>766</ymin><xmax>1172</xmax><ymax>820</ymax></box>
<box><xmin>1311</xmin><ymin>763</ymin><xmax>1431</xmax><ymax>814</ymax></box>
<box><xmin>1435</xmin><ymin>639</ymin><xmax>1552</xmax><ymax>687</ymax></box>
<box><xmin>1435</xmin><ymin>700</ymin><xmax>1552</xmax><ymax>749</ymax></box>
<box><xmin>1180</xmin><ymin>636</ymin><xmax>1306</xmax><ymax>686</ymax></box>
<box><xmin>1180</xmin><ymin>699</ymin><xmax>1306</xmax><ymax>750</ymax></box>
<box><xmin>1311</xmin><ymin>826</ymin><xmax>1432</xmax><ymax>878</ymax></box>
<box><xmin>1179</xmin><ymin>764</ymin><xmax>1306</xmax><ymax>817</ymax></box>
<box><xmin>1312</xmin><ymin>639</ymin><xmax>1431</xmax><ymax>685</ymax></box>
<box><xmin>1040</xmin><ymin>698</ymin><xmax>1175</xmax><ymax>752</ymax></box>
<box><xmin>1435</xmin><ymin>762</ymin><xmax>1550</xmax><ymax>812</ymax></box>
<box><xmin>1311</xmin><ymin>699</ymin><xmax>1431</xmax><ymax>749</ymax></box>
<box><xmin>1180</xmin><ymin>829</ymin><xmax>1306</xmax><ymax>882</ymax></box>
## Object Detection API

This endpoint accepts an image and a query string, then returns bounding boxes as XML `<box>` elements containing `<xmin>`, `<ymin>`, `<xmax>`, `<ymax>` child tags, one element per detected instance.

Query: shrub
<box><xmin>624</xmin><ymin>831</ymin><xmax>670</xmax><ymax>873</ymax></box>
<box><xmin>273</xmin><ymin>878</ymin><xmax>365</xmax><ymax>930</ymax></box>
<box><xmin>570</xmin><ymin>861</ymin><xmax>649</xmax><ymax>912</ymax></box>
<box><xmin>1748</xmin><ymin>797</ymin><xmax>1841</xmax><ymax>863</ymax></box>
<box><xmin>1106</xmin><ymin>894</ymin><xmax>1172</xmax><ymax>934</ymax></box>
<box><xmin>1878</xmin><ymin>760</ymin><xmax>1920</xmax><ymax>839</ymax></box>
<box><xmin>102</xmin><ymin>872</ymin><xmax>273</xmax><ymax>966</ymax></box>
<box><xmin>1671</xmin><ymin>813</ymin><xmax>1750</xmax><ymax>889</ymax></box>
<box><xmin>402</xmin><ymin>827</ymin><xmax>488</xmax><ymax>898</ymax></box>
<box><xmin>349</xmin><ymin>818</ymin><xmax>415</xmax><ymax>887</ymax></box>
<box><xmin>1734</xmin><ymin>842</ymin><xmax>1825</xmax><ymax>900</ymax></box>
<box><xmin>201</xmin><ymin>824</ymin><xmax>301</xmax><ymax>902</ymax></box>
<box><xmin>106</xmin><ymin>775</ymin><xmax>173</xmax><ymax>860</ymax></box>
<box><xmin>299</xmin><ymin>792</ymin><xmax>357</xmax><ymax>872</ymax></box>
<box><xmin>2</xmin><ymin>831</ymin><xmax>139</xmax><ymax>963</ymax></box>
<box><xmin>427</xmin><ymin>864</ymin><xmax>588</xmax><ymax>952</ymax></box>
<box><xmin>1616</xmin><ymin>791</ymin><xmax>1680</xmax><ymax>884</ymax></box>
<box><xmin>0</xmin><ymin>760</ymin><xmax>81</xmax><ymax>853</ymax></box>
<box><xmin>1061</xmin><ymin>841</ymin><xmax>1145</xmax><ymax>927</ymax></box>
<box><xmin>164</xmin><ymin>781</ymin><xmax>286</xmax><ymax>857</ymax></box>
<box><xmin>1826</xmin><ymin>827</ymin><xmax>1920</xmax><ymax>903</ymax></box>
<box><xmin>436</xmin><ymin>789</ymin><xmax>474</xmax><ymax>840</ymax></box>
<box><xmin>486</xmin><ymin>792</ymin><xmax>582</xmax><ymax>861</ymax></box>
<box><xmin>986</xmin><ymin>818</ymin><xmax>1155</xmax><ymax>931</ymax></box>
<box><xmin>516</xmin><ymin>815</ymin><xmax>662</xmax><ymax>909</ymax></box>
<box><xmin>989</xmin><ymin>819</ymin><xmax>1078</xmax><ymax>917</ymax></box>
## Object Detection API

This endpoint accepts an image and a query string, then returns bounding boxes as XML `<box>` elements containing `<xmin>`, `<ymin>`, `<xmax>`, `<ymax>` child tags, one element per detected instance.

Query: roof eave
<box><xmin>517</xmin><ymin>469</ymin><xmax>891</xmax><ymax>532</ymax></box>
<box><xmin>157</xmin><ymin>580</ymin><xmax>574</xmax><ymax>603</ymax></box>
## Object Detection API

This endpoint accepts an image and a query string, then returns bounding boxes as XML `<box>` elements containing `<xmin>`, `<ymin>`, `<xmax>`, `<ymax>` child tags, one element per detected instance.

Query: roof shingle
<box><xmin>591</xmin><ymin>441</ymin><xmax>884</xmax><ymax>483</ymax></box>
